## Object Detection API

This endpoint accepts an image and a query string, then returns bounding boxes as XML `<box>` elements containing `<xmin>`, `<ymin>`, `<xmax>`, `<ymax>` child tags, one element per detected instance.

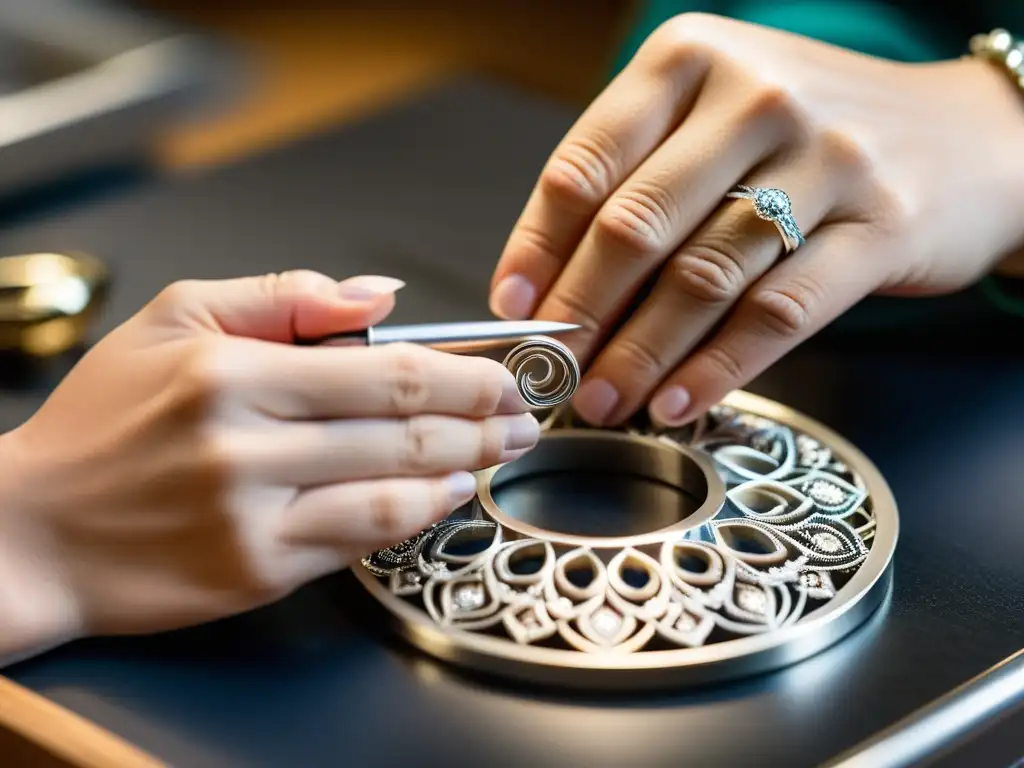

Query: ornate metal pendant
<box><xmin>354</xmin><ymin>391</ymin><xmax>897</xmax><ymax>690</ymax></box>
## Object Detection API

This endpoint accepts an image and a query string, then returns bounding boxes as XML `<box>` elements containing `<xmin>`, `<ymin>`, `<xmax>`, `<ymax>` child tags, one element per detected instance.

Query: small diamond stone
<box><xmin>517</xmin><ymin>609</ymin><xmax>539</xmax><ymax>629</ymax></box>
<box><xmin>1008</xmin><ymin>47</ymin><xmax>1024</xmax><ymax>72</ymax></box>
<box><xmin>800</xmin><ymin>572</ymin><xmax>822</xmax><ymax>589</ymax></box>
<box><xmin>399</xmin><ymin>571</ymin><xmax>422</xmax><ymax>587</ymax></box>
<box><xmin>807</xmin><ymin>479</ymin><xmax>847</xmax><ymax>507</ymax></box>
<box><xmin>735</xmin><ymin>584</ymin><xmax>767</xmax><ymax>614</ymax></box>
<box><xmin>591</xmin><ymin>607</ymin><xmax>624</xmax><ymax>638</ymax></box>
<box><xmin>453</xmin><ymin>583</ymin><xmax>485</xmax><ymax>611</ymax></box>
<box><xmin>811</xmin><ymin>532</ymin><xmax>843</xmax><ymax>554</ymax></box>
<box><xmin>753</xmin><ymin>188</ymin><xmax>791</xmax><ymax>220</ymax></box>
<box><xmin>674</xmin><ymin>612</ymin><xmax>698</xmax><ymax>632</ymax></box>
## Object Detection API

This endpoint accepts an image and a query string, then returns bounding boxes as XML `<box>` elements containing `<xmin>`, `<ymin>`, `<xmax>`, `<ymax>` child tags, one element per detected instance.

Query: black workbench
<box><xmin>1</xmin><ymin>78</ymin><xmax>1022</xmax><ymax>767</ymax></box>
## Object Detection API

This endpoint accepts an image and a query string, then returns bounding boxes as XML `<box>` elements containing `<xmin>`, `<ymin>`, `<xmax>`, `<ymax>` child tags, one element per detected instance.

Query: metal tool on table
<box><xmin>302</xmin><ymin>320</ymin><xmax>582</xmax><ymax>408</ymax></box>
<box><xmin>0</xmin><ymin>251</ymin><xmax>110</xmax><ymax>357</ymax></box>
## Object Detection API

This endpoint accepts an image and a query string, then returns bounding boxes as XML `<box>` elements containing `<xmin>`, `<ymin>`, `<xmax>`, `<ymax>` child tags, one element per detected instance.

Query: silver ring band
<box><xmin>726</xmin><ymin>184</ymin><xmax>806</xmax><ymax>253</ymax></box>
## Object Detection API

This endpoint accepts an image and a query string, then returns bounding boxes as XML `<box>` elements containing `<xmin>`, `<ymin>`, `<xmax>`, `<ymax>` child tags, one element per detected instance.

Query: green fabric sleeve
<box><xmin>979</xmin><ymin>275</ymin><xmax>1024</xmax><ymax>318</ymax></box>
<box><xmin>612</xmin><ymin>0</ymin><xmax>949</xmax><ymax>75</ymax></box>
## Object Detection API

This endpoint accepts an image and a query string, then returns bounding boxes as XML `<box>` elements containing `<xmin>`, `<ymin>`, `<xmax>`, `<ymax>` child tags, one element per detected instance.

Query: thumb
<box><xmin>164</xmin><ymin>271</ymin><xmax>404</xmax><ymax>342</ymax></box>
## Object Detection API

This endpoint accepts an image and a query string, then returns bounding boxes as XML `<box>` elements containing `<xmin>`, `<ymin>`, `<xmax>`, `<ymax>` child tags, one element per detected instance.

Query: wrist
<box><xmin>0</xmin><ymin>428</ymin><xmax>81</xmax><ymax>666</ymax></box>
<box><xmin>957</xmin><ymin>45</ymin><xmax>1024</xmax><ymax>257</ymax></box>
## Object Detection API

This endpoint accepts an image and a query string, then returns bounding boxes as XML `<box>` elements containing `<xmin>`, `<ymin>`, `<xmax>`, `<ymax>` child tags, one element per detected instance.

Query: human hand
<box><xmin>490</xmin><ymin>13</ymin><xmax>1024</xmax><ymax>427</ymax></box>
<box><xmin>0</xmin><ymin>271</ymin><xmax>537</xmax><ymax>658</ymax></box>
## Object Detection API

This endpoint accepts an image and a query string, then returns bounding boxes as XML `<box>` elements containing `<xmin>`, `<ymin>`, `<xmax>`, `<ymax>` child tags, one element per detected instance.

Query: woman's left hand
<box><xmin>489</xmin><ymin>13</ymin><xmax>1024</xmax><ymax>426</ymax></box>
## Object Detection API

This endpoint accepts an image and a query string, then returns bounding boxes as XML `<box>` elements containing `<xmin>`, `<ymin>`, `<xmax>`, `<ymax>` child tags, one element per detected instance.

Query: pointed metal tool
<box><xmin>299</xmin><ymin>320</ymin><xmax>581</xmax><ymax>353</ymax></box>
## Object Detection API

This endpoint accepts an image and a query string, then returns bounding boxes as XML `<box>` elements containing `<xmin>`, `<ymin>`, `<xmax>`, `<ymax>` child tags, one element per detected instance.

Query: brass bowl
<box><xmin>0</xmin><ymin>252</ymin><xmax>110</xmax><ymax>357</ymax></box>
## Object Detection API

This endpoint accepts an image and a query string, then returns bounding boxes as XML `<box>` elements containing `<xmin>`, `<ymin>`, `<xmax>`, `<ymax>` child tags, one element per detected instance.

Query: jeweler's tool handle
<box><xmin>296</xmin><ymin>329</ymin><xmax>519</xmax><ymax>355</ymax></box>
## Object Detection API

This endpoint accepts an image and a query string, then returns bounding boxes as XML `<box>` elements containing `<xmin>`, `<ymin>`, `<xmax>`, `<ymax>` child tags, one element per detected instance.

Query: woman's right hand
<box><xmin>0</xmin><ymin>271</ymin><xmax>538</xmax><ymax>660</ymax></box>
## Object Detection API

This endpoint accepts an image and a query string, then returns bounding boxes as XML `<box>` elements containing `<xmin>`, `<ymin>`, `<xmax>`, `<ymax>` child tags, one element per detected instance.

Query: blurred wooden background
<box><xmin>137</xmin><ymin>0</ymin><xmax>637</xmax><ymax>169</ymax></box>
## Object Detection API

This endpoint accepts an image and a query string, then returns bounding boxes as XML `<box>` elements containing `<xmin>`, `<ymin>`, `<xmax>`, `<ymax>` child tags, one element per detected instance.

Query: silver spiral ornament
<box><xmin>502</xmin><ymin>335</ymin><xmax>580</xmax><ymax>408</ymax></box>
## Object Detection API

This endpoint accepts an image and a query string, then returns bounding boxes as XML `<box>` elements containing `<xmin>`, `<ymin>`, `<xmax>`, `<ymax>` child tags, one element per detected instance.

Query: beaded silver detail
<box><xmin>359</xmin><ymin>402</ymin><xmax>877</xmax><ymax>654</ymax></box>
<box><xmin>969</xmin><ymin>28</ymin><xmax>1024</xmax><ymax>92</ymax></box>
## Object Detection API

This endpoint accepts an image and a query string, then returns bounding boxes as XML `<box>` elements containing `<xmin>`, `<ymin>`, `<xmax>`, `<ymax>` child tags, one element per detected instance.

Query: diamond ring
<box><xmin>726</xmin><ymin>185</ymin><xmax>805</xmax><ymax>253</ymax></box>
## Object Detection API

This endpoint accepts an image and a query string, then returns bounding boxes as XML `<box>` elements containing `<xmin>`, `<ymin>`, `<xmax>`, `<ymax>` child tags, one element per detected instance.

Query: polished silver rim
<box><xmin>353</xmin><ymin>391</ymin><xmax>898</xmax><ymax>689</ymax></box>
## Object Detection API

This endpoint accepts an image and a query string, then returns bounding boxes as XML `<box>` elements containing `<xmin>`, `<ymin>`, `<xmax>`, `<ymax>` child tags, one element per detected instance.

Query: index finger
<box><xmin>222</xmin><ymin>341</ymin><xmax>529</xmax><ymax>420</ymax></box>
<box><xmin>489</xmin><ymin>36</ymin><xmax>708</xmax><ymax>320</ymax></box>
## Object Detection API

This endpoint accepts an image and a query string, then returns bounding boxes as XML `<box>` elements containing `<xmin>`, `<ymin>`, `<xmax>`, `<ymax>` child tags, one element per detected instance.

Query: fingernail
<box><xmin>504</xmin><ymin>413</ymin><xmax>540</xmax><ymax>452</ymax></box>
<box><xmin>337</xmin><ymin>275</ymin><xmax>406</xmax><ymax>300</ymax></box>
<box><xmin>490</xmin><ymin>274</ymin><xmax>536</xmax><ymax>320</ymax></box>
<box><xmin>446</xmin><ymin>471</ymin><xmax>478</xmax><ymax>506</ymax></box>
<box><xmin>650</xmin><ymin>386</ymin><xmax>691</xmax><ymax>425</ymax></box>
<box><xmin>573</xmin><ymin>379</ymin><xmax>619</xmax><ymax>424</ymax></box>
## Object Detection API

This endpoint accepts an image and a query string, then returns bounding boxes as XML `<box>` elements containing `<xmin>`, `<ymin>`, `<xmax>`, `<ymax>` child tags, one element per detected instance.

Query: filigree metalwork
<box><xmin>502</xmin><ymin>336</ymin><xmax>580</xmax><ymax>408</ymax></box>
<box><xmin>358</xmin><ymin>399</ymin><xmax>882</xmax><ymax>658</ymax></box>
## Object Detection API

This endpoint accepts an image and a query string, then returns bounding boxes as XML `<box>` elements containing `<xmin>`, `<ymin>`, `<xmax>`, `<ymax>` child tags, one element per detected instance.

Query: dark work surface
<box><xmin>2</xmin><ymin>77</ymin><xmax>1023</xmax><ymax>768</ymax></box>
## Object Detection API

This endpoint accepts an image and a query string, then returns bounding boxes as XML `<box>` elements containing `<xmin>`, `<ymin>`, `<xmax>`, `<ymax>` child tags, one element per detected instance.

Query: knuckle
<box><xmin>469</xmin><ymin>361</ymin><xmax>508</xmax><ymax>417</ymax></box>
<box><xmin>642</xmin><ymin>14</ymin><xmax>716</xmax><ymax>75</ymax></box>
<box><xmin>151</xmin><ymin>279</ymin><xmax>200</xmax><ymax>314</ymax></box>
<box><xmin>177</xmin><ymin>339</ymin><xmax>232</xmax><ymax>401</ymax></box>
<box><xmin>162</xmin><ymin>341</ymin><xmax>246</xmax><ymax>469</ymax></box>
<box><xmin>541</xmin><ymin>131</ymin><xmax>620</xmax><ymax>209</ymax></box>
<box><xmin>399</xmin><ymin>416</ymin><xmax>438</xmax><ymax>473</ymax></box>
<box><xmin>477</xmin><ymin>419</ymin><xmax>509</xmax><ymax>468</ymax></box>
<box><xmin>257</xmin><ymin>269</ymin><xmax>330</xmax><ymax>304</ymax></box>
<box><xmin>508</xmin><ymin>221</ymin><xmax>562</xmax><ymax>266</ymax></box>
<box><xmin>167</xmin><ymin>344</ymin><xmax>245</xmax><ymax>453</ymax></box>
<box><xmin>597</xmin><ymin>185</ymin><xmax>676</xmax><ymax>258</ymax></box>
<box><xmin>703</xmin><ymin>345</ymin><xmax>746</xmax><ymax>382</ymax></box>
<box><xmin>868</xmin><ymin>182</ymin><xmax>911</xmax><ymax>237</ymax></box>
<box><xmin>818</xmin><ymin>129</ymin><xmax>875</xmax><ymax>182</ymax></box>
<box><xmin>650</xmin><ymin>12</ymin><xmax>719</xmax><ymax>50</ymax></box>
<box><xmin>387</xmin><ymin>344</ymin><xmax>431</xmax><ymax>414</ymax></box>
<box><xmin>740</xmin><ymin>84</ymin><xmax>804</xmax><ymax>136</ymax></box>
<box><xmin>271</xmin><ymin>269</ymin><xmax>326</xmax><ymax>294</ymax></box>
<box><xmin>545</xmin><ymin>290</ymin><xmax>602</xmax><ymax>336</ymax></box>
<box><xmin>192</xmin><ymin>423</ymin><xmax>234</xmax><ymax>480</ymax></box>
<box><xmin>613</xmin><ymin>336</ymin><xmax>666</xmax><ymax>377</ymax></box>
<box><xmin>368</xmin><ymin>487</ymin><xmax>407</xmax><ymax>539</ymax></box>
<box><xmin>666</xmin><ymin>242</ymin><xmax>748</xmax><ymax>305</ymax></box>
<box><xmin>748</xmin><ymin>284</ymin><xmax>818</xmax><ymax>338</ymax></box>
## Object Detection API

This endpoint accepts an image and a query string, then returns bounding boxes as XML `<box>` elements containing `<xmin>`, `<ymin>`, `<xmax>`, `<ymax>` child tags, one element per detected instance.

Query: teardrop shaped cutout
<box><xmin>713</xmin><ymin>521</ymin><xmax>788</xmax><ymax>566</ymax></box>
<box><xmin>493</xmin><ymin>539</ymin><xmax>553</xmax><ymax>586</ymax></box>
<box><xmin>565</xmin><ymin>565</ymin><xmax>594</xmax><ymax>589</ymax></box>
<box><xmin>608</xmin><ymin>548</ymin><xmax>662</xmax><ymax>603</ymax></box>
<box><xmin>621</xmin><ymin>566</ymin><xmax>649</xmax><ymax>589</ymax></box>
<box><xmin>554</xmin><ymin>548</ymin><xmax>606</xmax><ymax>602</ymax></box>
<box><xmin>510</xmin><ymin>552</ymin><xmax>545</xmax><ymax>576</ymax></box>
<box><xmin>727</xmin><ymin>480</ymin><xmax>812</xmax><ymax>524</ymax></box>
<box><xmin>676</xmin><ymin>550</ymin><xmax>709</xmax><ymax>574</ymax></box>
<box><xmin>430</xmin><ymin>520</ymin><xmax>499</xmax><ymax>563</ymax></box>
<box><xmin>664</xmin><ymin>542</ymin><xmax>724</xmax><ymax>587</ymax></box>
<box><xmin>715</xmin><ymin>445</ymin><xmax>779</xmax><ymax>476</ymax></box>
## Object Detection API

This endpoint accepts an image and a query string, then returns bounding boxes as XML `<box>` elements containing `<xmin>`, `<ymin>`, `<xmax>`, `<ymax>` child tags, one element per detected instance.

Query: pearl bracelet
<box><xmin>969</xmin><ymin>29</ymin><xmax>1024</xmax><ymax>92</ymax></box>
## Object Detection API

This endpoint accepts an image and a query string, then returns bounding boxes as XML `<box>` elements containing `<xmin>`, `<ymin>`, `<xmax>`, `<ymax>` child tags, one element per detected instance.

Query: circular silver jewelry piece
<box><xmin>502</xmin><ymin>335</ymin><xmax>580</xmax><ymax>409</ymax></box>
<box><xmin>353</xmin><ymin>392</ymin><xmax>897</xmax><ymax>690</ymax></box>
<box><xmin>727</xmin><ymin>185</ymin><xmax>806</xmax><ymax>253</ymax></box>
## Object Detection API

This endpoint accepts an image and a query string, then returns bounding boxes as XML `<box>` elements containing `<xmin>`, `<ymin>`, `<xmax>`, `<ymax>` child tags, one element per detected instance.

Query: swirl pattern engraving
<box><xmin>360</xmin><ymin>403</ymin><xmax>879</xmax><ymax>654</ymax></box>
<box><xmin>502</xmin><ymin>336</ymin><xmax>580</xmax><ymax>408</ymax></box>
